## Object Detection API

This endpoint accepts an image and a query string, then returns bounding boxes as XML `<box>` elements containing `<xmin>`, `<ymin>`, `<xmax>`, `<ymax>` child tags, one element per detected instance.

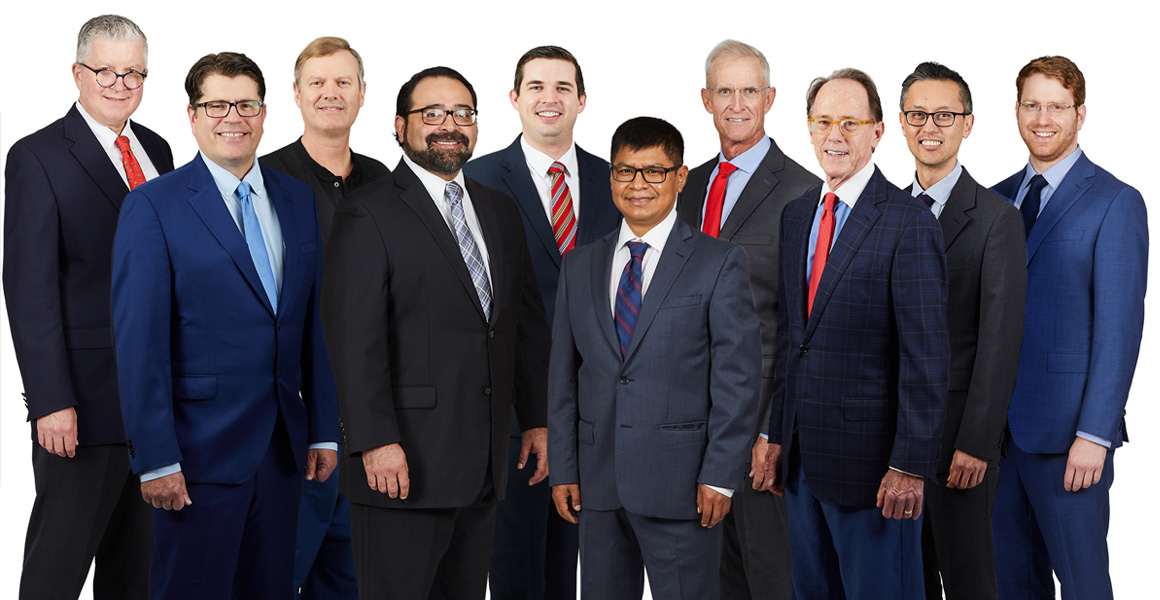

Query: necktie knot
<box><xmin>549</xmin><ymin>162</ymin><xmax>566</xmax><ymax>177</ymax></box>
<box><xmin>236</xmin><ymin>181</ymin><xmax>253</xmax><ymax>203</ymax></box>
<box><xmin>917</xmin><ymin>193</ymin><xmax>935</xmax><ymax>208</ymax></box>
<box><xmin>716</xmin><ymin>161</ymin><xmax>738</xmax><ymax>179</ymax></box>
<box><xmin>114</xmin><ymin>135</ymin><xmax>131</xmax><ymax>152</ymax></box>
<box><xmin>823</xmin><ymin>192</ymin><xmax>837</xmax><ymax>212</ymax></box>
<box><xmin>445</xmin><ymin>181</ymin><xmax>463</xmax><ymax>204</ymax></box>
<box><xmin>627</xmin><ymin>240</ymin><xmax>648</xmax><ymax>258</ymax></box>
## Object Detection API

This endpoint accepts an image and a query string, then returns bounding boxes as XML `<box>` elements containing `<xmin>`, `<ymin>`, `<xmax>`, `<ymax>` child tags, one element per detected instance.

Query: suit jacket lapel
<box><xmin>625</xmin><ymin>220</ymin><xmax>694</xmax><ymax>359</ymax></box>
<box><xmin>720</xmin><ymin>141</ymin><xmax>786</xmax><ymax>240</ymax></box>
<box><xmin>265</xmin><ymin>169</ymin><xmax>297</xmax><ymax>318</ymax></box>
<box><xmin>937</xmin><ymin>170</ymin><xmax>979</xmax><ymax>252</ymax></box>
<box><xmin>590</xmin><ymin>232</ymin><xmax>621</xmax><ymax>355</ymax></box>
<box><xmin>502</xmin><ymin>137</ymin><xmax>561</xmax><ymax>268</ymax></box>
<box><xmin>678</xmin><ymin>157</ymin><xmax>712</xmax><ymax>229</ymax></box>
<box><xmin>1024</xmin><ymin>154</ymin><xmax>1095</xmax><ymax>263</ymax></box>
<box><xmin>782</xmin><ymin>196</ymin><xmax>814</xmax><ymax>336</ymax></box>
<box><xmin>469</xmin><ymin>179</ymin><xmax>504</xmax><ymax>323</ymax></box>
<box><xmin>576</xmin><ymin>145</ymin><xmax>612</xmax><ymax>246</ymax></box>
<box><xmin>63</xmin><ymin>106</ymin><xmax>129</xmax><ymax>212</ymax></box>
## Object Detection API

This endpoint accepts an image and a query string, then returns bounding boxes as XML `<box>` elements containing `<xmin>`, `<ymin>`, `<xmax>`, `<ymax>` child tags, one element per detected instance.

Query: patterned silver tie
<box><xmin>445</xmin><ymin>181</ymin><xmax>492</xmax><ymax>319</ymax></box>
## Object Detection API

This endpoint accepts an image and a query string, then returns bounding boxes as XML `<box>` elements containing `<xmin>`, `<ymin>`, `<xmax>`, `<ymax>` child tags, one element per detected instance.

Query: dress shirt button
<box><xmin>483</xmin><ymin>386</ymin><xmax>492</xmax><ymax>396</ymax></box>
<box><xmin>619</xmin><ymin>377</ymin><xmax>630</xmax><ymax>384</ymax></box>
<box><xmin>799</xmin><ymin>344</ymin><xmax>809</xmax><ymax>354</ymax></box>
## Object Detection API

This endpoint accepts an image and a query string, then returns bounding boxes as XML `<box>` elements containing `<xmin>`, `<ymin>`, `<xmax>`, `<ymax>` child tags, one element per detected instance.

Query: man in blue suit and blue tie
<box><xmin>763</xmin><ymin>69</ymin><xmax>949</xmax><ymax>599</ymax></box>
<box><xmin>990</xmin><ymin>55</ymin><xmax>1148</xmax><ymax>600</ymax></box>
<box><xmin>111</xmin><ymin>52</ymin><xmax>340</xmax><ymax>599</ymax></box>
<box><xmin>548</xmin><ymin>116</ymin><xmax>761</xmax><ymax>600</ymax></box>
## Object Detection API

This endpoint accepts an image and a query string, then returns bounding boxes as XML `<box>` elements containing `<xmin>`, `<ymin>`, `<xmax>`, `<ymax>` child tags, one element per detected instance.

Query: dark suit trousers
<box><xmin>294</xmin><ymin>450</ymin><xmax>358</xmax><ymax>600</ymax></box>
<box><xmin>719</xmin><ymin>468</ymin><xmax>792</xmax><ymax>600</ymax></box>
<box><xmin>20</xmin><ymin>442</ymin><xmax>150</xmax><ymax>600</ymax></box>
<box><xmin>993</xmin><ymin>439</ymin><xmax>1114</xmax><ymax>600</ymax></box>
<box><xmin>921</xmin><ymin>466</ymin><xmax>999</xmax><ymax>600</ymax></box>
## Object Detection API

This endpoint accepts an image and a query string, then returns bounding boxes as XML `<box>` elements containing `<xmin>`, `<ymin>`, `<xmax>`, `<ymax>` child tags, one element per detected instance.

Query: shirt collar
<box><xmin>200</xmin><ymin>151</ymin><xmax>267</xmax><ymax>199</ymax></box>
<box><xmin>402</xmin><ymin>153</ymin><xmax>469</xmax><ymax>202</ymax></box>
<box><xmin>75</xmin><ymin>100</ymin><xmax>136</xmax><ymax>150</ymax></box>
<box><xmin>819</xmin><ymin>160</ymin><xmax>876</xmax><ymax>209</ymax></box>
<box><xmin>521</xmin><ymin>135</ymin><xmax>578</xmax><ymax>179</ymax></box>
<box><xmin>719</xmin><ymin>135</ymin><xmax>771</xmax><ymax>174</ymax></box>
<box><xmin>910</xmin><ymin>161</ymin><xmax>963</xmax><ymax>208</ymax></box>
<box><xmin>1021</xmin><ymin>145</ymin><xmax>1083</xmax><ymax>192</ymax></box>
<box><xmin>614</xmin><ymin>204</ymin><xmax>678</xmax><ymax>255</ymax></box>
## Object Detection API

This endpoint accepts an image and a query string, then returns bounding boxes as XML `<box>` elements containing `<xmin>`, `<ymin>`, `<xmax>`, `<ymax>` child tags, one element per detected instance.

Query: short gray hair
<box><xmin>704</xmin><ymin>39</ymin><xmax>770</xmax><ymax>88</ymax></box>
<box><xmin>76</xmin><ymin>15</ymin><xmax>148</xmax><ymax>65</ymax></box>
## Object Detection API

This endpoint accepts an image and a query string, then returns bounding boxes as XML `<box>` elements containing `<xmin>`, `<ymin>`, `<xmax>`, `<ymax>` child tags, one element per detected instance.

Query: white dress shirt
<box><xmin>521</xmin><ymin>136</ymin><xmax>582</xmax><ymax>224</ymax></box>
<box><xmin>403</xmin><ymin>154</ymin><xmax>493</xmax><ymax>284</ymax></box>
<box><xmin>75</xmin><ymin>101</ymin><xmax>160</xmax><ymax>188</ymax></box>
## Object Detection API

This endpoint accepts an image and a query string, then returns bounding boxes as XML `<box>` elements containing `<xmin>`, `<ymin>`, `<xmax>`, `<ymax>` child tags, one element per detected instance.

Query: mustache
<box><xmin>426</xmin><ymin>132</ymin><xmax>470</xmax><ymax>147</ymax></box>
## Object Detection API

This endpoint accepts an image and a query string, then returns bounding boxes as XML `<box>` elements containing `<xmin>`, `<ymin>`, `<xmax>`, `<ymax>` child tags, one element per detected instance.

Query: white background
<box><xmin>1</xmin><ymin>0</ymin><xmax>1155</xmax><ymax>597</ymax></box>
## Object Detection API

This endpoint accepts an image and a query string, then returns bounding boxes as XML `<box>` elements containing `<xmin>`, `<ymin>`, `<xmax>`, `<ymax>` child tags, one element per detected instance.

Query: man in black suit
<box><xmin>2</xmin><ymin>14</ymin><xmax>173</xmax><ymax>600</ymax></box>
<box><xmin>463</xmin><ymin>45</ymin><xmax>619</xmax><ymax>600</ymax></box>
<box><xmin>321</xmin><ymin>66</ymin><xmax>551</xmax><ymax>599</ymax></box>
<box><xmin>676</xmin><ymin>39</ymin><xmax>818</xmax><ymax>600</ymax></box>
<box><xmin>897</xmin><ymin>62</ymin><xmax>1026</xmax><ymax>600</ymax></box>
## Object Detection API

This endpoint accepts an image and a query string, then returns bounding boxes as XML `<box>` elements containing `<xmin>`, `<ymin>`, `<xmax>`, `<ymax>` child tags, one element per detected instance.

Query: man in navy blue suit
<box><xmin>111</xmin><ymin>52</ymin><xmax>340</xmax><ymax>599</ymax></box>
<box><xmin>990</xmin><ymin>55</ymin><xmax>1147</xmax><ymax>600</ymax></box>
<box><xmin>463</xmin><ymin>45</ymin><xmax>619</xmax><ymax>600</ymax></box>
<box><xmin>3</xmin><ymin>14</ymin><xmax>172</xmax><ymax>600</ymax></box>
<box><xmin>763</xmin><ymin>69</ymin><xmax>948</xmax><ymax>599</ymax></box>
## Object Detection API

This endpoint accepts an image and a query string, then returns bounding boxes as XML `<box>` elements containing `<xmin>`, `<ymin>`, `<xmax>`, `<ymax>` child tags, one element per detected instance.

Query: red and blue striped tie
<box><xmin>614</xmin><ymin>241</ymin><xmax>648</xmax><ymax>356</ymax></box>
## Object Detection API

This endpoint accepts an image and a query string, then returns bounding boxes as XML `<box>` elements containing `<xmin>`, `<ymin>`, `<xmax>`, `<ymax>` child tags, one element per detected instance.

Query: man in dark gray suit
<box><xmin>676</xmin><ymin>39</ymin><xmax>819</xmax><ymax>600</ymax></box>
<box><xmin>897</xmin><ymin>61</ymin><xmax>1026</xmax><ymax>600</ymax></box>
<box><xmin>549</xmin><ymin>116</ymin><xmax>760</xmax><ymax>600</ymax></box>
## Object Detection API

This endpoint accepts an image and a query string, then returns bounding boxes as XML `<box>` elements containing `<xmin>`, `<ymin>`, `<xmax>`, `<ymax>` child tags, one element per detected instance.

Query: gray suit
<box><xmin>677</xmin><ymin>138</ymin><xmax>818</xmax><ymax>600</ymax></box>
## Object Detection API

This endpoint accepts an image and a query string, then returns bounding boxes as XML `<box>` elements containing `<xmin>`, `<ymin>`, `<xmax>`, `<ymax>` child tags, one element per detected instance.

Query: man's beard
<box><xmin>402</xmin><ymin>130</ymin><xmax>472</xmax><ymax>175</ymax></box>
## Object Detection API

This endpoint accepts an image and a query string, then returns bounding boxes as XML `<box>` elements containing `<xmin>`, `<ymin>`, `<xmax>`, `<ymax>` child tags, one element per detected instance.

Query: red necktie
<box><xmin>701</xmin><ymin>162</ymin><xmax>738</xmax><ymax>237</ymax></box>
<box><xmin>807</xmin><ymin>193</ymin><xmax>837</xmax><ymax>317</ymax></box>
<box><xmin>549</xmin><ymin>162</ymin><xmax>577</xmax><ymax>255</ymax></box>
<box><xmin>114</xmin><ymin>135</ymin><xmax>146</xmax><ymax>190</ymax></box>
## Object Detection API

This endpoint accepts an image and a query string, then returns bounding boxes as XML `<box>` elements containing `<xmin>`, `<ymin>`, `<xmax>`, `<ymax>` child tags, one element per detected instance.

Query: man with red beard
<box><xmin>321</xmin><ymin>66</ymin><xmax>551</xmax><ymax>599</ymax></box>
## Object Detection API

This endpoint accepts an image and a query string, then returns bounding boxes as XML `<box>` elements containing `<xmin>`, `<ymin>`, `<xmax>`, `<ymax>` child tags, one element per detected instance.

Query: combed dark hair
<box><xmin>395</xmin><ymin>66</ymin><xmax>477</xmax><ymax>118</ymax></box>
<box><xmin>185</xmin><ymin>52</ymin><xmax>265</xmax><ymax>106</ymax></box>
<box><xmin>1017</xmin><ymin>55</ymin><xmax>1085</xmax><ymax>106</ymax></box>
<box><xmin>610</xmin><ymin>117</ymin><xmax>684</xmax><ymax>166</ymax></box>
<box><xmin>76</xmin><ymin>14</ymin><xmax>147</xmax><ymax>65</ymax></box>
<box><xmin>806</xmin><ymin>67</ymin><xmax>883</xmax><ymax>122</ymax></box>
<box><xmin>899</xmin><ymin>61</ymin><xmax>973</xmax><ymax>114</ymax></box>
<box><xmin>514</xmin><ymin>46</ymin><xmax>585</xmax><ymax>97</ymax></box>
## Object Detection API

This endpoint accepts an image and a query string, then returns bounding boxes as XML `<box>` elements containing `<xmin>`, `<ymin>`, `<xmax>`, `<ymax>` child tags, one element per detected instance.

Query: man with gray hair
<box><xmin>3</xmin><ymin>14</ymin><xmax>173</xmax><ymax>599</ymax></box>
<box><xmin>676</xmin><ymin>39</ymin><xmax>818</xmax><ymax>600</ymax></box>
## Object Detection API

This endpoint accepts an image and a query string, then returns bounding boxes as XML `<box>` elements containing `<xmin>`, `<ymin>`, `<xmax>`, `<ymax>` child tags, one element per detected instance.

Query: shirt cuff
<box><xmin>309</xmin><ymin>442</ymin><xmax>339</xmax><ymax>452</ymax></box>
<box><xmin>140</xmin><ymin>463</ymin><xmax>181</xmax><ymax>483</ymax></box>
<box><xmin>705</xmin><ymin>484</ymin><xmax>734</xmax><ymax>498</ymax></box>
<box><xmin>759</xmin><ymin>433</ymin><xmax>769</xmax><ymax>440</ymax></box>
<box><xmin>1076</xmin><ymin>431</ymin><xmax>1112</xmax><ymax>448</ymax></box>
<box><xmin>888</xmin><ymin>466</ymin><xmax>921</xmax><ymax>478</ymax></box>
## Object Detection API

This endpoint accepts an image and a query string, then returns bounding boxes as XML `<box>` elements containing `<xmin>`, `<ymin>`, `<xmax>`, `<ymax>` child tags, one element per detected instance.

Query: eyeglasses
<box><xmin>611</xmin><ymin>165</ymin><xmax>678</xmax><ymax>184</ymax></box>
<box><xmin>706</xmin><ymin>87</ymin><xmax>770</xmax><ymax>100</ymax></box>
<box><xmin>407</xmin><ymin>106</ymin><xmax>478</xmax><ymax>126</ymax></box>
<box><xmin>1018</xmin><ymin>102</ymin><xmax>1076</xmax><ymax>115</ymax></box>
<box><xmin>194</xmin><ymin>100</ymin><xmax>264</xmax><ymax>118</ymax></box>
<box><xmin>78</xmin><ymin>63</ymin><xmax>146</xmax><ymax>90</ymax></box>
<box><xmin>808</xmin><ymin>118</ymin><xmax>875</xmax><ymax>136</ymax></box>
<box><xmin>903</xmin><ymin>110</ymin><xmax>969</xmax><ymax>127</ymax></box>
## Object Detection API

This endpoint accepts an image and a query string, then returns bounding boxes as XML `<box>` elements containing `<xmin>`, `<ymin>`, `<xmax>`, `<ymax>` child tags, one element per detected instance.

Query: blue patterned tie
<box><xmin>614</xmin><ymin>241</ymin><xmax>648</xmax><ymax>357</ymax></box>
<box><xmin>445</xmin><ymin>181</ymin><xmax>492</xmax><ymax>320</ymax></box>
<box><xmin>1021</xmin><ymin>174</ymin><xmax>1047</xmax><ymax>236</ymax></box>
<box><xmin>236</xmin><ymin>181</ymin><xmax>278</xmax><ymax>313</ymax></box>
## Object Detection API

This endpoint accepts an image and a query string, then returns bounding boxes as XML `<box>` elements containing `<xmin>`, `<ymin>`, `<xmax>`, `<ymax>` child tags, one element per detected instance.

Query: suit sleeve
<box><xmin>700</xmin><ymin>245</ymin><xmax>762</xmax><ymax>489</ymax></box>
<box><xmin>511</xmin><ymin>217</ymin><xmax>551</xmax><ymax>431</ymax></box>
<box><xmin>547</xmin><ymin>253</ymin><xmax>581</xmax><ymax>485</ymax></box>
<box><xmin>889</xmin><ymin>208</ymin><xmax>950</xmax><ymax>479</ymax></box>
<box><xmin>2</xmin><ymin>142</ymin><xmax>80</xmax><ymax>421</ymax></box>
<box><xmin>957</xmin><ymin>206</ymin><xmax>1026</xmax><ymax>462</ymax></box>
<box><xmin>767</xmin><ymin>212</ymin><xmax>794</xmax><ymax>446</ymax></box>
<box><xmin>112</xmin><ymin>189</ymin><xmax>183</xmax><ymax>473</ymax></box>
<box><xmin>300</xmin><ymin>192</ymin><xmax>340</xmax><ymax>445</ymax></box>
<box><xmin>1079</xmin><ymin>186</ymin><xmax>1148</xmax><ymax>440</ymax></box>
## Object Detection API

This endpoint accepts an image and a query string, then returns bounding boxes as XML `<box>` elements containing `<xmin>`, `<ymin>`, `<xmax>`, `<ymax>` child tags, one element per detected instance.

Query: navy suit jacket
<box><xmin>111</xmin><ymin>154</ymin><xmax>340</xmax><ymax>483</ymax></box>
<box><xmin>4</xmin><ymin>105</ymin><xmax>173</xmax><ymax>445</ymax></box>
<box><xmin>548</xmin><ymin>218</ymin><xmax>761</xmax><ymax>520</ymax></box>
<box><xmin>769</xmin><ymin>167</ymin><xmax>949</xmax><ymax>507</ymax></box>
<box><xmin>992</xmin><ymin>153</ymin><xmax>1147</xmax><ymax>453</ymax></box>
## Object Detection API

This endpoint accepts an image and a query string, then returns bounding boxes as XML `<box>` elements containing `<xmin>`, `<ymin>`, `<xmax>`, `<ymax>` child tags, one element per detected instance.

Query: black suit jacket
<box><xmin>3</xmin><ymin>104</ymin><xmax>174</xmax><ymax>445</ymax></box>
<box><xmin>678</xmin><ymin>139</ymin><xmax>819</xmax><ymax>441</ymax></box>
<box><xmin>321</xmin><ymin>160</ymin><xmax>551</xmax><ymax>509</ymax></box>
<box><xmin>907</xmin><ymin>168</ymin><xmax>1026</xmax><ymax>471</ymax></box>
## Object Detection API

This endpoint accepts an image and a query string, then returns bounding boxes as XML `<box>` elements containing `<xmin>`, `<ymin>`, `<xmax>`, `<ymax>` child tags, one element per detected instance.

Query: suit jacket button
<box><xmin>488</xmin><ymin>330</ymin><xmax>495</xmax><ymax>339</ymax></box>
<box><xmin>483</xmin><ymin>386</ymin><xmax>492</xmax><ymax>396</ymax></box>
<box><xmin>799</xmin><ymin>344</ymin><xmax>809</xmax><ymax>354</ymax></box>
<box><xmin>619</xmin><ymin>377</ymin><xmax>629</xmax><ymax>384</ymax></box>
<box><xmin>276</xmin><ymin>322</ymin><xmax>282</xmax><ymax>331</ymax></box>
<box><xmin>276</xmin><ymin>369</ymin><xmax>282</xmax><ymax>379</ymax></box>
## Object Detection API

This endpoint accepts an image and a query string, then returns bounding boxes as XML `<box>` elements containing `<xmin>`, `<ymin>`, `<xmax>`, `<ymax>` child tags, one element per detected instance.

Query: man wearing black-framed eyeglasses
<box><xmin>3</xmin><ymin>14</ymin><xmax>173</xmax><ymax>600</ymax></box>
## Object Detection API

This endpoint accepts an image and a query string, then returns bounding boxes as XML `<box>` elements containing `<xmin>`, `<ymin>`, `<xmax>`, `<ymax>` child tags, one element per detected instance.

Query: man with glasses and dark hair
<box><xmin>990</xmin><ymin>55</ymin><xmax>1147</xmax><ymax>600</ymax></box>
<box><xmin>677</xmin><ymin>40</ymin><xmax>818</xmax><ymax>600</ymax></box>
<box><xmin>3</xmin><ymin>14</ymin><xmax>172</xmax><ymax>599</ymax></box>
<box><xmin>320</xmin><ymin>66</ymin><xmax>551</xmax><ymax>599</ymax></box>
<box><xmin>762</xmin><ymin>68</ymin><xmax>948</xmax><ymax>599</ymax></box>
<box><xmin>548</xmin><ymin>116</ymin><xmax>760</xmax><ymax>600</ymax></box>
<box><xmin>111</xmin><ymin>51</ymin><xmax>340</xmax><ymax>599</ymax></box>
<box><xmin>463</xmin><ymin>45</ymin><xmax>619</xmax><ymax>600</ymax></box>
<box><xmin>897</xmin><ymin>61</ymin><xmax>1026</xmax><ymax>600</ymax></box>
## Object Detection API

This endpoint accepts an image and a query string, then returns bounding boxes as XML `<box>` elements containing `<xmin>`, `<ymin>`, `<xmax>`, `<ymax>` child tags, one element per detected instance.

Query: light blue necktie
<box><xmin>236</xmin><ymin>181</ymin><xmax>278</xmax><ymax>312</ymax></box>
<box><xmin>445</xmin><ymin>181</ymin><xmax>492</xmax><ymax>320</ymax></box>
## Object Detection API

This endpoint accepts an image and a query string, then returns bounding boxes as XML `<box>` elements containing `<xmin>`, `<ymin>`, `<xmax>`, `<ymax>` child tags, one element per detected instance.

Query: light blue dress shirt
<box><xmin>700</xmin><ymin>136</ymin><xmax>772</xmax><ymax>228</ymax></box>
<box><xmin>909</xmin><ymin>161</ymin><xmax>963</xmax><ymax>220</ymax></box>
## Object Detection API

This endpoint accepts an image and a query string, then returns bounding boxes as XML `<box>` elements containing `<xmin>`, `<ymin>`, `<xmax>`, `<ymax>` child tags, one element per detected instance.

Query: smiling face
<box><xmin>900</xmin><ymin>79</ymin><xmax>973</xmax><ymax>184</ymax></box>
<box><xmin>510</xmin><ymin>58</ymin><xmax>585</xmax><ymax>153</ymax></box>
<box><xmin>188</xmin><ymin>74</ymin><xmax>265</xmax><ymax>179</ymax></box>
<box><xmin>1018</xmin><ymin>72</ymin><xmax>1085</xmax><ymax>172</ymax></box>
<box><xmin>74</xmin><ymin>37</ymin><xmax>146</xmax><ymax>134</ymax></box>
<box><xmin>702</xmin><ymin>54</ymin><xmax>775</xmax><ymax>160</ymax></box>
<box><xmin>809</xmin><ymin>78</ymin><xmax>883</xmax><ymax>190</ymax></box>
<box><xmin>294</xmin><ymin>50</ymin><xmax>365</xmax><ymax>137</ymax></box>
<box><xmin>394</xmin><ymin>76</ymin><xmax>477</xmax><ymax>180</ymax></box>
<box><xmin>610</xmin><ymin>145</ymin><xmax>687</xmax><ymax>237</ymax></box>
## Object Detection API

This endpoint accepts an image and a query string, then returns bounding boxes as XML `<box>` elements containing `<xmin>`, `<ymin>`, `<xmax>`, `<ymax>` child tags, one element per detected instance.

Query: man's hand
<box><xmin>697</xmin><ymin>484</ymin><xmax>732</xmax><ymax>528</ymax></box>
<box><xmin>518</xmin><ymin>427</ymin><xmax>549</xmax><ymax>485</ymax></box>
<box><xmin>1065</xmin><ymin>437</ymin><xmax>1107</xmax><ymax>492</ymax></box>
<box><xmin>305</xmin><ymin>448</ymin><xmax>338</xmax><ymax>483</ymax></box>
<box><xmin>362</xmin><ymin>443</ymin><xmax>409</xmax><ymax>499</ymax></box>
<box><xmin>749</xmin><ymin>436</ymin><xmax>769</xmax><ymax>491</ymax></box>
<box><xmin>760</xmin><ymin>442</ymin><xmax>784</xmax><ymax>496</ymax></box>
<box><xmin>552</xmin><ymin>484</ymin><xmax>581</xmax><ymax>524</ymax></box>
<box><xmin>946</xmin><ymin>450</ymin><xmax>987</xmax><ymax>489</ymax></box>
<box><xmin>876</xmin><ymin>469</ymin><xmax>923</xmax><ymax>520</ymax></box>
<box><xmin>141</xmin><ymin>471</ymin><xmax>192</xmax><ymax>511</ymax></box>
<box><xmin>36</xmin><ymin>407</ymin><xmax>78</xmax><ymax>458</ymax></box>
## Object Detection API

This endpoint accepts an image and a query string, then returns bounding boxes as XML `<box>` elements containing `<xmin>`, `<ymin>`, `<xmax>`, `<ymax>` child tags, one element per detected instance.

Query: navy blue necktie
<box><xmin>614</xmin><ymin>241</ymin><xmax>648</xmax><ymax>357</ymax></box>
<box><xmin>1021</xmin><ymin>174</ymin><xmax>1048</xmax><ymax>236</ymax></box>
<box><xmin>236</xmin><ymin>182</ymin><xmax>278</xmax><ymax>312</ymax></box>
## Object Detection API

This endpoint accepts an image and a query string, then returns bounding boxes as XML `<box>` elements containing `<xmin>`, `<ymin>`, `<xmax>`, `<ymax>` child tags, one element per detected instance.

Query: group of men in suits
<box><xmin>3</xmin><ymin>12</ymin><xmax>1147</xmax><ymax>600</ymax></box>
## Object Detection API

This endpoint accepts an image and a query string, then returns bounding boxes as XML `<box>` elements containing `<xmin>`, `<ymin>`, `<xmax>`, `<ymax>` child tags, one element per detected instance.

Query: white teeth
<box><xmin>538</xmin><ymin>111</ymin><xmax>560</xmax><ymax>117</ymax></box>
<box><xmin>727</xmin><ymin>118</ymin><xmax>745</xmax><ymax>122</ymax></box>
<box><xmin>219</xmin><ymin>133</ymin><xmax>245</xmax><ymax>137</ymax></box>
<box><xmin>1034</xmin><ymin>131</ymin><xmax>1054</xmax><ymax>137</ymax></box>
<box><xmin>825</xmin><ymin>150</ymin><xmax>847</xmax><ymax>156</ymax></box>
<box><xmin>921</xmin><ymin>140</ymin><xmax>941</xmax><ymax>146</ymax></box>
